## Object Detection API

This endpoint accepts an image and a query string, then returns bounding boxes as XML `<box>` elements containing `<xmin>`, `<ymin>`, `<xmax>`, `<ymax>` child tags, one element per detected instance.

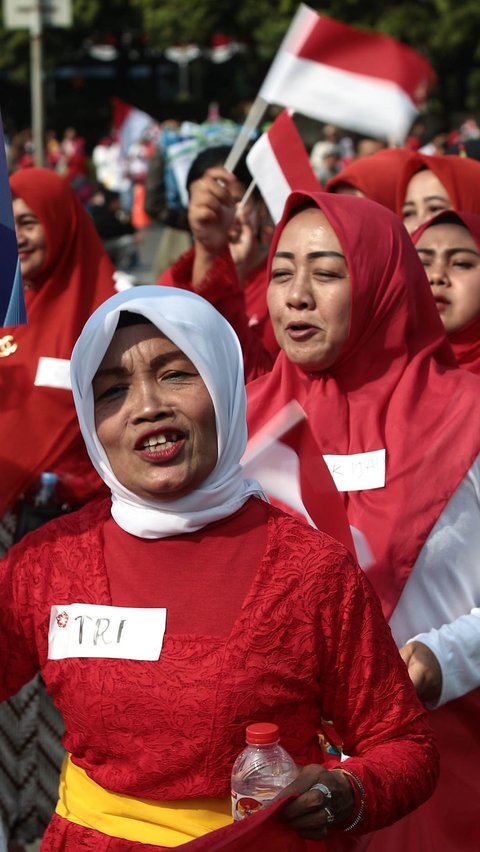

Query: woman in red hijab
<box><xmin>326</xmin><ymin>148</ymin><xmax>416</xmax><ymax>211</ymax></box>
<box><xmin>247</xmin><ymin>191</ymin><xmax>480</xmax><ymax>852</ymax></box>
<box><xmin>397</xmin><ymin>152</ymin><xmax>480</xmax><ymax>233</ymax></box>
<box><xmin>1</xmin><ymin>167</ymin><xmax>116</xmax><ymax>539</ymax></box>
<box><xmin>0</xmin><ymin>167</ymin><xmax>116</xmax><ymax>848</ymax></box>
<box><xmin>412</xmin><ymin>210</ymin><xmax>480</xmax><ymax>375</ymax></box>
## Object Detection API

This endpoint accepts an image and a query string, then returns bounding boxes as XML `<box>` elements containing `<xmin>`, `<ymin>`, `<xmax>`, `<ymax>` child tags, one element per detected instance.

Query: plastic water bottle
<box><xmin>33</xmin><ymin>472</ymin><xmax>59</xmax><ymax>507</ymax></box>
<box><xmin>231</xmin><ymin>722</ymin><xmax>298</xmax><ymax>821</ymax></box>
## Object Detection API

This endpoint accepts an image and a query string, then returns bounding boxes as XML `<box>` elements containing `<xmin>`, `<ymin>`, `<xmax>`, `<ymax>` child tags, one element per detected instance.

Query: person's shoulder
<box><xmin>261</xmin><ymin>502</ymin><xmax>362</xmax><ymax>611</ymax></box>
<box><xmin>264</xmin><ymin>500</ymin><xmax>355</xmax><ymax>562</ymax></box>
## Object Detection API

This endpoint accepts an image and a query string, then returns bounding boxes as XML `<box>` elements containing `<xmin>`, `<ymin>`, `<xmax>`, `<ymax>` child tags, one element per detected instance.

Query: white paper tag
<box><xmin>48</xmin><ymin>604</ymin><xmax>167</xmax><ymax>660</ymax></box>
<box><xmin>322</xmin><ymin>449</ymin><xmax>386</xmax><ymax>492</ymax></box>
<box><xmin>34</xmin><ymin>357</ymin><xmax>71</xmax><ymax>390</ymax></box>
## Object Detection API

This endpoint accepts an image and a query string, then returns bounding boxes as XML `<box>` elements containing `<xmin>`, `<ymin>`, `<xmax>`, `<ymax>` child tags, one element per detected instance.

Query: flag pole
<box><xmin>237</xmin><ymin>178</ymin><xmax>257</xmax><ymax>212</ymax></box>
<box><xmin>223</xmin><ymin>5</ymin><xmax>310</xmax><ymax>173</ymax></box>
<box><xmin>224</xmin><ymin>96</ymin><xmax>268</xmax><ymax>173</ymax></box>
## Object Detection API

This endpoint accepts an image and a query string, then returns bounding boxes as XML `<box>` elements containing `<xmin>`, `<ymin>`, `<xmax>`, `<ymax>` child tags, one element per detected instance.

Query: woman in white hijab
<box><xmin>0</xmin><ymin>287</ymin><xmax>438</xmax><ymax>851</ymax></box>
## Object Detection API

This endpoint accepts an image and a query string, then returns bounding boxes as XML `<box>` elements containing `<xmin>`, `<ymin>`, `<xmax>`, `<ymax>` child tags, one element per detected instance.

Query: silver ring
<box><xmin>324</xmin><ymin>806</ymin><xmax>335</xmax><ymax>825</ymax></box>
<box><xmin>310</xmin><ymin>782</ymin><xmax>332</xmax><ymax>799</ymax></box>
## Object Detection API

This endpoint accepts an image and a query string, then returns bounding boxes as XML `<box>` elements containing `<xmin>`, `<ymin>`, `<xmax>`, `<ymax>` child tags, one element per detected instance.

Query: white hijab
<box><xmin>70</xmin><ymin>285</ymin><xmax>265</xmax><ymax>538</ymax></box>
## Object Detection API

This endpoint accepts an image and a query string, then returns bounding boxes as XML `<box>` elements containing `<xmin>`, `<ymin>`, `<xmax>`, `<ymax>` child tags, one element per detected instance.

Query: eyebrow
<box><xmin>273</xmin><ymin>250</ymin><xmax>346</xmax><ymax>260</ymax></box>
<box><xmin>417</xmin><ymin>247</ymin><xmax>480</xmax><ymax>257</ymax></box>
<box><xmin>94</xmin><ymin>349</ymin><xmax>189</xmax><ymax>380</ymax></box>
<box><xmin>403</xmin><ymin>195</ymin><xmax>450</xmax><ymax>207</ymax></box>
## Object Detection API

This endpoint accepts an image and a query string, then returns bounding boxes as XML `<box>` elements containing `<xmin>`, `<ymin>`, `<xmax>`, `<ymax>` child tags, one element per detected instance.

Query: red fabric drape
<box><xmin>0</xmin><ymin>168</ymin><xmax>116</xmax><ymax>516</ymax></box>
<box><xmin>247</xmin><ymin>191</ymin><xmax>480</xmax><ymax>620</ymax></box>
<box><xmin>326</xmin><ymin>148</ymin><xmax>417</xmax><ymax>211</ymax></box>
<box><xmin>412</xmin><ymin>209</ymin><xmax>480</xmax><ymax>375</ymax></box>
<box><xmin>44</xmin><ymin>798</ymin><xmax>331</xmax><ymax>851</ymax></box>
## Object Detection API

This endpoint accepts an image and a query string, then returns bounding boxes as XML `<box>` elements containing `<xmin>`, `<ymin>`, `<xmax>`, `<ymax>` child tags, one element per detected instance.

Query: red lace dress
<box><xmin>0</xmin><ymin>498</ymin><xmax>438</xmax><ymax>850</ymax></box>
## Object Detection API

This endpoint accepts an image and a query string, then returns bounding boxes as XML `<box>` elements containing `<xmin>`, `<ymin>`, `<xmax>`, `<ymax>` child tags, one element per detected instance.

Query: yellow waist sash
<box><xmin>56</xmin><ymin>755</ymin><xmax>233</xmax><ymax>847</ymax></box>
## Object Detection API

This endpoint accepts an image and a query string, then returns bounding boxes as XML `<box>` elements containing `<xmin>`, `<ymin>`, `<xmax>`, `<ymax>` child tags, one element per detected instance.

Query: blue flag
<box><xmin>0</xmin><ymin>112</ymin><xmax>26</xmax><ymax>327</ymax></box>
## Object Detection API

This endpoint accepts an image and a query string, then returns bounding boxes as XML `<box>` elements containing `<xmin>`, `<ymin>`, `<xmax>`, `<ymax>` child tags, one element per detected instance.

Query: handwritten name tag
<box><xmin>48</xmin><ymin>604</ymin><xmax>167</xmax><ymax>661</ymax></box>
<box><xmin>34</xmin><ymin>357</ymin><xmax>71</xmax><ymax>390</ymax></box>
<box><xmin>323</xmin><ymin>449</ymin><xmax>386</xmax><ymax>492</ymax></box>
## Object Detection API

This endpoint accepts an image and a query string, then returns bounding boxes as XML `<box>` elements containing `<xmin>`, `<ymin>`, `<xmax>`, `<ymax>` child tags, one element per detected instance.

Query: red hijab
<box><xmin>326</xmin><ymin>148</ymin><xmax>416</xmax><ymax>211</ymax></box>
<box><xmin>412</xmin><ymin>209</ymin><xmax>480</xmax><ymax>375</ymax></box>
<box><xmin>247</xmin><ymin>192</ymin><xmax>480</xmax><ymax>621</ymax></box>
<box><xmin>0</xmin><ymin>168</ymin><xmax>116</xmax><ymax>516</ymax></box>
<box><xmin>396</xmin><ymin>153</ymin><xmax>480</xmax><ymax>216</ymax></box>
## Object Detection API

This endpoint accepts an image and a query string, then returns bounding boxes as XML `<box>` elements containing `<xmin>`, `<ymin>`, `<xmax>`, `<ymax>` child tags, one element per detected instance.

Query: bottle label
<box><xmin>231</xmin><ymin>789</ymin><xmax>276</xmax><ymax>821</ymax></box>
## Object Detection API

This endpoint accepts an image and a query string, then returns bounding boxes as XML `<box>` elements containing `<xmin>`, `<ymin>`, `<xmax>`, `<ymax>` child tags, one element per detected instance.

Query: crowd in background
<box><xmin>3</xmin><ymin>108</ymin><xmax>480</xmax><ymax>283</ymax></box>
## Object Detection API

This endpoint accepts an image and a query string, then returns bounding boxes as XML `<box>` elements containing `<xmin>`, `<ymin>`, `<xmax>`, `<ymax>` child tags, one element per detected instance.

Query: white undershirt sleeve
<box><xmin>411</xmin><ymin>608</ymin><xmax>480</xmax><ymax>708</ymax></box>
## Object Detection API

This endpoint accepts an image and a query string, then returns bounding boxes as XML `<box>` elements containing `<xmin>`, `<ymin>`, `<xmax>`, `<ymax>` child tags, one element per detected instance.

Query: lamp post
<box><xmin>3</xmin><ymin>0</ymin><xmax>72</xmax><ymax>166</ymax></box>
<box><xmin>164</xmin><ymin>45</ymin><xmax>201</xmax><ymax>99</ymax></box>
<box><xmin>30</xmin><ymin>0</ymin><xmax>45</xmax><ymax>166</ymax></box>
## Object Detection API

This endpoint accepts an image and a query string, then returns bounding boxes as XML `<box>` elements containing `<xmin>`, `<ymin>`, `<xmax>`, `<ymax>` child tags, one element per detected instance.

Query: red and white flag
<box><xmin>112</xmin><ymin>97</ymin><xmax>156</xmax><ymax>157</ymax></box>
<box><xmin>243</xmin><ymin>401</ymin><xmax>356</xmax><ymax>555</ymax></box>
<box><xmin>259</xmin><ymin>4</ymin><xmax>436</xmax><ymax>142</ymax></box>
<box><xmin>246</xmin><ymin>110</ymin><xmax>320</xmax><ymax>222</ymax></box>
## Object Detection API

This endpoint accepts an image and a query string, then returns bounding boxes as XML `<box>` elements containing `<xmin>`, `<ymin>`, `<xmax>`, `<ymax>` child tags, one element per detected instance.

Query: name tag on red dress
<box><xmin>48</xmin><ymin>604</ymin><xmax>167</xmax><ymax>660</ymax></box>
<box><xmin>34</xmin><ymin>357</ymin><xmax>72</xmax><ymax>390</ymax></box>
<box><xmin>323</xmin><ymin>449</ymin><xmax>386</xmax><ymax>491</ymax></box>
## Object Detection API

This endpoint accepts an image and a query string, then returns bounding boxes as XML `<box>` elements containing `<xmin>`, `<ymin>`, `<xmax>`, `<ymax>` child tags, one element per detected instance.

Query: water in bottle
<box><xmin>33</xmin><ymin>471</ymin><xmax>60</xmax><ymax>507</ymax></box>
<box><xmin>231</xmin><ymin>722</ymin><xmax>298</xmax><ymax>821</ymax></box>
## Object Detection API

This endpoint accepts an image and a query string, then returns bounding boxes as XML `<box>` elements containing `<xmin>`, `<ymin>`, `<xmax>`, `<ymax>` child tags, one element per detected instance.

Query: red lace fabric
<box><xmin>0</xmin><ymin>499</ymin><xmax>438</xmax><ymax>849</ymax></box>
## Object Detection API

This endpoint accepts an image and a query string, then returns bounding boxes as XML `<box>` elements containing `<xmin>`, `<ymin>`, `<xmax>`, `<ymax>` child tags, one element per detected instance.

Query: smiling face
<box><xmin>401</xmin><ymin>169</ymin><xmax>452</xmax><ymax>234</ymax></box>
<box><xmin>415</xmin><ymin>222</ymin><xmax>480</xmax><ymax>334</ymax></box>
<box><xmin>93</xmin><ymin>323</ymin><xmax>218</xmax><ymax>501</ymax></box>
<box><xmin>13</xmin><ymin>197</ymin><xmax>48</xmax><ymax>286</ymax></box>
<box><xmin>267</xmin><ymin>207</ymin><xmax>351</xmax><ymax>372</ymax></box>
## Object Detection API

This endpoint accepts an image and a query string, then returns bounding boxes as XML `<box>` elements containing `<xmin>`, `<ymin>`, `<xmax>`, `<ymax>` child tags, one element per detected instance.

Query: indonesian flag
<box><xmin>259</xmin><ymin>4</ymin><xmax>436</xmax><ymax>142</ymax></box>
<box><xmin>242</xmin><ymin>401</ymin><xmax>356</xmax><ymax>556</ymax></box>
<box><xmin>246</xmin><ymin>111</ymin><xmax>320</xmax><ymax>222</ymax></box>
<box><xmin>112</xmin><ymin>97</ymin><xmax>155</xmax><ymax>157</ymax></box>
<box><xmin>0</xmin><ymin>112</ymin><xmax>25</xmax><ymax>327</ymax></box>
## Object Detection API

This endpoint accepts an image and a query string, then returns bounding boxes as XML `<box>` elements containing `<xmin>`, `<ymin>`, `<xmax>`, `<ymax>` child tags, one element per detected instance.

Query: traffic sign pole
<box><xmin>3</xmin><ymin>0</ymin><xmax>73</xmax><ymax>167</ymax></box>
<box><xmin>30</xmin><ymin>1</ymin><xmax>45</xmax><ymax>167</ymax></box>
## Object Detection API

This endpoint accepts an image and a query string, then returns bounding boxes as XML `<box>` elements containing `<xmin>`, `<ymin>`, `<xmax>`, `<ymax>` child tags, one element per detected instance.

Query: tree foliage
<box><xmin>130</xmin><ymin>0</ymin><xmax>480</xmax><ymax>115</ymax></box>
<box><xmin>1</xmin><ymin>0</ymin><xmax>480</xmax><ymax>120</ymax></box>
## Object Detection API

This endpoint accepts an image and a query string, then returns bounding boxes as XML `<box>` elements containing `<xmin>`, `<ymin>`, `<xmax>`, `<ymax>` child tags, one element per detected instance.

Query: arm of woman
<box><xmin>159</xmin><ymin>173</ymin><xmax>276</xmax><ymax>383</ymax></box>
<box><xmin>279</xmin><ymin>544</ymin><xmax>439</xmax><ymax>839</ymax></box>
<box><xmin>0</xmin><ymin>546</ymin><xmax>39</xmax><ymax>700</ymax></box>
<box><xmin>401</xmin><ymin>608</ymin><xmax>480</xmax><ymax>707</ymax></box>
<box><xmin>392</xmin><ymin>454</ymin><xmax>480</xmax><ymax>708</ymax></box>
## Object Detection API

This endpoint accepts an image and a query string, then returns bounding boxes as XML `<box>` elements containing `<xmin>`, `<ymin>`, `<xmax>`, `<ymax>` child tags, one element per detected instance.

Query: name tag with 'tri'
<box><xmin>48</xmin><ymin>604</ymin><xmax>167</xmax><ymax>660</ymax></box>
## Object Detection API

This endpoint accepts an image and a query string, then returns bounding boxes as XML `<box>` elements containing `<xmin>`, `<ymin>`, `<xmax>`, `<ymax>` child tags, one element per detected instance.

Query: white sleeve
<box><xmin>411</xmin><ymin>608</ymin><xmax>480</xmax><ymax>708</ymax></box>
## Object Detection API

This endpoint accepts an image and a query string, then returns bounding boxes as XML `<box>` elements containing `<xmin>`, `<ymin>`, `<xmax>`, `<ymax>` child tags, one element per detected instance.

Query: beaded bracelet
<box><xmin>330</xmin><ymin>767</ymin><xmax>366</xmax><ymax>832</ymax></box>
